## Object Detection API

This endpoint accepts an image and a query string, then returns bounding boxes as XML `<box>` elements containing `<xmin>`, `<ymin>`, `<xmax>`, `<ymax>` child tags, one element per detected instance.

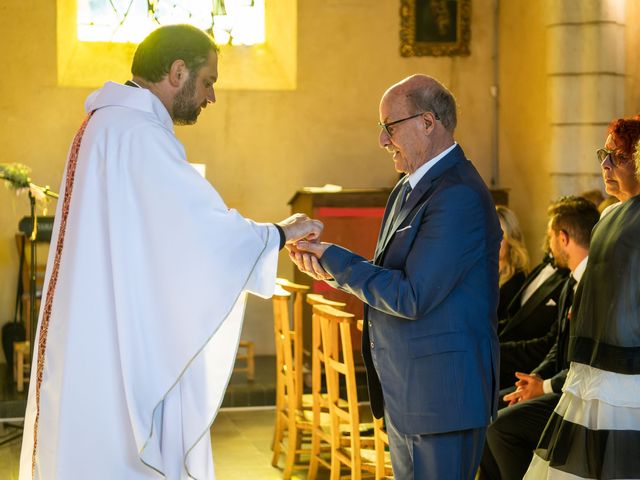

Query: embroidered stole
<box><xmin>31</xmin><ymin>111</ymin><xmax>95</xmax><ymax>476</ymax></box>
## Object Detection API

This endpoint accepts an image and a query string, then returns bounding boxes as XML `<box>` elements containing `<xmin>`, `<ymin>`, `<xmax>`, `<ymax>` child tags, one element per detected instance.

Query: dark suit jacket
<box><xmin>498</xmin><ymin>265</ymin><xmax>568</xmax><ymax>387</ymax></box>
<box><xmin>533</xmin><ymin>339</ymin><xmax>568</xmax><ymax>393</ymax></box>
<box><xmin>498</xmin><ymin>258</ymin><xmax>551</xmax><ymax>325</ymax></box>
<box><xmin>499</xmin><ymin>266</ymin><xmax>568</xmax><ymax>343</ymax></box>
<box><xmin>533</xmin><ymin>277</ymin><xmax>577</xmax><ymax>392</ymax></box>
<box><xmin>320</xmin><ymin>145</ymin><xmax>501</xmax><ymax>436</ymax></box>
<box><xmin>498</xmin><ymin>270</ymin><xmax>526</xmax><ymax>320</ymax></box>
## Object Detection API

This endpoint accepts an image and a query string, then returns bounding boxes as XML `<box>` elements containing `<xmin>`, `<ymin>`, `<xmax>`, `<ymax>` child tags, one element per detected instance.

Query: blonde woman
<box><xmin>496</xmin><ymin>206</ymin><xmax>529</xmax><ymax>319</ymax></box>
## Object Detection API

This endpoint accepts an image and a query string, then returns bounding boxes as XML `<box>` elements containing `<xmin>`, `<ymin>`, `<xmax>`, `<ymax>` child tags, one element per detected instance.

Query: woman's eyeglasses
<box><xmin>596</xmin><ymin>148</ymin><xmax>630</xmax><ymax>167</ymax></box>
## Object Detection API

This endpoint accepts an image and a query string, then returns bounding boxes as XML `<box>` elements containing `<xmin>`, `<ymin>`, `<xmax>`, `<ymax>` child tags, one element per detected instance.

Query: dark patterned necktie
<box><xmin>392</xmin><ymin>180</ymin><xmax>412</xmax><ymax>222</ymax></box>
<box><xmin>557</xmin><ymin>275</ymin><xmax>577</xmax><ymax>371</ymax></box>
<box><xmin>380</xmin><ymin>180</ymin><xmax>412</xmax><ymax>251</ymax></box>
<box><xmin>559</xmin><ymin>275</ymin><xmax>577</xmax><ymax>331</ymax></box>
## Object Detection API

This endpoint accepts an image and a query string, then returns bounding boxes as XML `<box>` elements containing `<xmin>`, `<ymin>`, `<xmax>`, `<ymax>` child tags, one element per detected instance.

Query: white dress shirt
<box><xmin>407</xmin><ymin>142</ymin><xmax>458</xmax><ymax>189</ymax></box>
<box><xmin>520</xmin><ymin>263</ymin><xmax>556</xmax><ymax>306</ymax></box>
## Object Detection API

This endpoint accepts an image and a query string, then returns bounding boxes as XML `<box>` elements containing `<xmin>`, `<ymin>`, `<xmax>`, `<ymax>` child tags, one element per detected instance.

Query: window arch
<box><xmin>77</xmin><ymin>0</ymin><xmax>265</xmax><ymax>46</ymax></box>
<box><xmin>57</xmin><ymin>0</ymin><xmax>296</xmax><ymax>90</ymax></box>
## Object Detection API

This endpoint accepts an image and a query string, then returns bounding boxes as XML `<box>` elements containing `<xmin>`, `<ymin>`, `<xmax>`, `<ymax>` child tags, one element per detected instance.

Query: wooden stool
<box><xmin>356</xmin><ymin>320</ymin><xmax>393</xmax><ymax>480</ymax></box>
<box><xmin>306</xmin><ymin>293</ymin><xmax>346</xmax><ymax>480</ymax></box>
<box><xmin>315</xmin><ymin>305</ymin><xmax>392</xmax><ymax>480</ymax></box>
<box><xmin>373</xmin><ymin>417</ymin><xmax>392</xmax><ymax>480</ymax></box>
<box><xmin>271</xmin><ymin>285</ymin><xmax>313</xmax><ymax>479</ymax></box>
<box><xmin>272</xmin><ymin>279</ymin><xmax>313</xmax><ymax>466</ymax></box>
<box><xmin>13</xmin><ymin>341</ymin><xmax>30</xmax><ymax>393</ymax></box>
<box><xmin>234</xmin><ymin>340</ymin><xmax>255</xmax><ymax>381</ymax></box>
<box><xmin>275</xmin><ymin>277</ymin><xmax>309</xmax><ymax>411</ymax></box>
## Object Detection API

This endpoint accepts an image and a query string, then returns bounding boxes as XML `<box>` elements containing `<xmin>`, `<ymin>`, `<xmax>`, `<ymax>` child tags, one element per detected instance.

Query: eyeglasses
<box><xmin>378</xmin><ymin>111</ymin><xmax>440</xmax><ymax>137</ymax></box>
<box><xmin>596</xmin><ymin>147</ymin><xmax>630</xmax><ymax>167</ymax></box>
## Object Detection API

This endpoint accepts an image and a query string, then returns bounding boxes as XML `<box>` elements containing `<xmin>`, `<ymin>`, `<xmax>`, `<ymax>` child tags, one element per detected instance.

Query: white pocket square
<box><xmin>396</xmin><ymin>225</ymin><xmax>412</xmax><ymax>233</ymax></box>
<box><xmin>545</xmin><ymin>299</ymin><xmax>557</xmax><ymax>306</ymax></box>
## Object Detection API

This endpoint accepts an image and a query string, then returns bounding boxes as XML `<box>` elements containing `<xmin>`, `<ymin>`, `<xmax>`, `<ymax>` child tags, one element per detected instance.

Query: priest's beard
<box><xmin>173</xmin><ymin>74</ymin><xmax>200</xmax><ymax>125</ymax></box>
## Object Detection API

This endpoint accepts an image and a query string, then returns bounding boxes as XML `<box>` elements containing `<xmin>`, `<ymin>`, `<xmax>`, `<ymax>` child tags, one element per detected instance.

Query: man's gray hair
<box><xmin>405</xmin><ymin>80</ymin><xmax>457</xmax><ymax>133</ymax></box>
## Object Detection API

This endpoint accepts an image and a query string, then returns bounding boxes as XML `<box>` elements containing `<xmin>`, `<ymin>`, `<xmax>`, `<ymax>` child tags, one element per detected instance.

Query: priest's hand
<box><xmin>503</xmin><ymin>372</ymin><xmax>544</xmax><ymax>406</ymax></box>
<box><xmin>278</xmin><ymin>214</ymin><xmax>323</xmax><ymax>243</ymax></box>
<box><xmin>287</xmin><ymin>241</ymin><xmax>333</xmax><ymax>281</ymax></box>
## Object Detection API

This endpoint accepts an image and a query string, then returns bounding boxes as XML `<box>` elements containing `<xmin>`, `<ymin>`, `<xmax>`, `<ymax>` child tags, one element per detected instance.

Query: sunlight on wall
<box><xmin>56</xmin><ymin>0</ymin><xmax>296</xmax><ymax>89</ymax></box>
<box><xmin>77</xmin><ymin>0</ymin><xmax>265</xmax><ymax>46</ymax></box>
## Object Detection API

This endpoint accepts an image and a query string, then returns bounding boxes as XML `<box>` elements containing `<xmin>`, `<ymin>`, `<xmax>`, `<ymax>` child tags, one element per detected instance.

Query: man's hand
<box><xmin>277</xmin><ymin>214</ymin><xmax>323</xmax><ymax>243</ymax></box>
<box><xmin>503</xmin><ymin>372</ymin><xmax>545</xmax><ymax>406</ymax></box>
<box><xmin>287</xmin><ymin>241</ymin><xmax>332</xmax><ymax>280</ymax></box>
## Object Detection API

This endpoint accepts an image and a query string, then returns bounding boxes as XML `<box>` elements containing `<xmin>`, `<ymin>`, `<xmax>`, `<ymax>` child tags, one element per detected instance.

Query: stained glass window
<box><xmin>77</xmin><ymin>0</ymin><xmax>264</xmax><ymax>46</ymax></box>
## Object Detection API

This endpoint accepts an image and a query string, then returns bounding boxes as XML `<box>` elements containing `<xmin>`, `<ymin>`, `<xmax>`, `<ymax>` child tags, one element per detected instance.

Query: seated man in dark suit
<box><xmin>480</xmin><ymin>196</ymin><xmax>600</xmax><ymax>480</ymax></box>
<box><xmin>498</xmin><ymin>248</ymin><xmax>569</xmax><ymax>389</ymax></box>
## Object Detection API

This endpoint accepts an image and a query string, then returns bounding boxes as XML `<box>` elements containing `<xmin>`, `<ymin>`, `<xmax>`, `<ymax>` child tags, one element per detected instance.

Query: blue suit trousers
<box><xmin>386</xmin><ymin>409</ymin><xmax>486</xmax><ymax>480</ymax></box>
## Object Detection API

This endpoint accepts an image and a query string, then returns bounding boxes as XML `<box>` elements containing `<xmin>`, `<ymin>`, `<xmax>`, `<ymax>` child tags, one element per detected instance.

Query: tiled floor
<box><xmin>213</xmin><ymin>407</ymin><xmax>327</xmax><ymax>480</ymax></box>
<box><xmin>0</xmin><ymin>351</ymin><xmax>367</xmax><ymax>479</ymax></box>
<box><xmin>0</xmin><ymin>423</ymin><xmax>21</xmax><ymax>480</ymax></box>
<box><xmin>0</xmin><ymin>408</ymin><xmax>327</xmax><ymax>479</ymax></box>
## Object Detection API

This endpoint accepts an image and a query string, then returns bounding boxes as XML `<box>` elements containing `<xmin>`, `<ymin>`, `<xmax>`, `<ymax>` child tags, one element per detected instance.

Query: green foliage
<box><xmin>0</xmin><ymin>163</ymin><xmax>32</xmax><ymax>190</ymax></box>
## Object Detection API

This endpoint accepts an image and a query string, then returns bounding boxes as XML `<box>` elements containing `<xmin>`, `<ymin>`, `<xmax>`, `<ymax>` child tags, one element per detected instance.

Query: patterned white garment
<box><xmin>525</xmin><ymin>362</ymin><xmax>640</xmax><ymax>479</ymax></box>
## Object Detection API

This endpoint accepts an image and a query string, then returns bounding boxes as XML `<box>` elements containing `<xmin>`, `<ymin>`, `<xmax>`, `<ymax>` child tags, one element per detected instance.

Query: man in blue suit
<box><xmin>291</xmin><ymin>74</ymin><xmax>502</xmax><ymax>479</ymax></box>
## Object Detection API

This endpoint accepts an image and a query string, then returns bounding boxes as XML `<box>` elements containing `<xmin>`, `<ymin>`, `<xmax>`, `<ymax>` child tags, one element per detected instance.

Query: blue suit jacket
<box><xmin>320</xmin><ymin>145</ymin><xmax>501</xmax><ymax>436</ymax></box>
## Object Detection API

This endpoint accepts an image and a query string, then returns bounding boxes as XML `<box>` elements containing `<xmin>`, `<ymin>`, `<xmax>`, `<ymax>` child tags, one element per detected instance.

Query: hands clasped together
<box><xmin>503</xmin><ymin>372</ymin><xmax>545</xmax><ymax>406</ymax></box>
<box><xmin>276</xmin><ymin>213</ymin><xmax>332</xmax><ymax>281</ymax></box>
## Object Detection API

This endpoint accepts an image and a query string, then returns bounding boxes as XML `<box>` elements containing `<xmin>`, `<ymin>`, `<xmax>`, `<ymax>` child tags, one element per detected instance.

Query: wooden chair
<box><xmin>315</xmin><ymin>304</ymin><xmax>392</xmax><ymax>480</ymax></box>
<box><xmin>306</xmin><ymin>293</ymin><xmax>346</xmax><ymax>480</ymax></box>
<box><xmin>13</xmin><ymin>341</ymin><xmax>30</xmax><ymax>393</ymax></box>
<box><xmin>13</xmin><ymin>234</ymin><xmax>48</xmax><ymax>393</ymax></box>
<box><xmin>271</xmin><ymin>284</ymin><xmax>313</xmax><ymax>479</ymax></box>
<box><xmin>234</xmin><ymin>340</ymin><xmax>255</xmax><ymax>381</ymax></box>
<box><xmin>275</xmin><ymin>277</ymin><xmax>309</xmax><ymax>410</ymax></box>
<box><xmin>355</xmin><ymin>319</ymin><xmax>393</xmax><ymax>480</ymax></box>
<box><xmin>372</xmin><ymin>417</ymin><xmax>392</xmax><ymax>480</ymax></box>
<box><xmin>271</xmin><ymin>278</ymin><xmax>312</xmax><ymax>455</ymax></box>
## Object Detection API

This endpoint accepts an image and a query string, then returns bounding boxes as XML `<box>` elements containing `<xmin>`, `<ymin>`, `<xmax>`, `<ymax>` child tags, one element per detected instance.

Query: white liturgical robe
<box><xmin>19</xmin><ymin>82</ymin><xmax>280</xmax><ymax>479</ymax></box>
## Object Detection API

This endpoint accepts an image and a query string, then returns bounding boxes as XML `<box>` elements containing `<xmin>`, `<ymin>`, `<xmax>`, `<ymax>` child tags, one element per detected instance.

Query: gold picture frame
<box><xmin>400</xmin><ymin>0</ymin><xmax>471</xmax><ymax>57</ymax></box>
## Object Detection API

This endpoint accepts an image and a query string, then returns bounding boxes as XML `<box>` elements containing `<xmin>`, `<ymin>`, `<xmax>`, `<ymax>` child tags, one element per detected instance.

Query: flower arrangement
<box><xmin>0</xmin><ymin>163</ymin><xmax>54</xmax><ymax>207</ymax></box>
<box><xmin>0</xmin><ymin>163</ymin><xmax>31</xmax><ymax>190</ymax></box>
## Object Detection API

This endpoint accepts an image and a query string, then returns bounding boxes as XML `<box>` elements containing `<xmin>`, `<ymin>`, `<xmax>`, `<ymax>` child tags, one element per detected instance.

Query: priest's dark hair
<box><xmin>131</xmin><ymin>24</ymin><xmax>218</xmax><ymax>83</ymax></box>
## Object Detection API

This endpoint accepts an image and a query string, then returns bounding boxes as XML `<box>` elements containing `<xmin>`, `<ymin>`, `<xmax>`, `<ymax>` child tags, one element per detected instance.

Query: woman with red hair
<box><xmin>599</xmin><ymin>115</ymin><xmax>640</xmax><ymax>205</ymax></box>
<box><xmin>525</xmin><ymin>116</ymin><xmax>640</xmax><ymax>479</ymax></box>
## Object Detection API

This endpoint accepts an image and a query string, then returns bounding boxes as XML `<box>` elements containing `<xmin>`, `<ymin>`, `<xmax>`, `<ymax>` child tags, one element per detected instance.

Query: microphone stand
<box><xmin>1</xmin><ymin>169</ymin><xmax>59</xmax><ymax>383</ymax></box>
<box><xmin>26</xmin><ymin>184</ymin><xmax>59</xmax><ymax>366</ymax></box>
<box><xmin>0</xmin><ymin>170</ymin><xmax>57</xmax><ymax>443</ymax></box>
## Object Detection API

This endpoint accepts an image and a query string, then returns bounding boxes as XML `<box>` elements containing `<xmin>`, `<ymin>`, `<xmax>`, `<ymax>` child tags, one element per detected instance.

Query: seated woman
<box><xmin>496</xmin><ymin>206</ymin><xmax>529</xmax><ymax>320</ymax></box>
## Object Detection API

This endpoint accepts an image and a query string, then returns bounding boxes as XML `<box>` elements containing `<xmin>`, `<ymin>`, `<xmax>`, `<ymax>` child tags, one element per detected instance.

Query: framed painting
<box><xmin>400</xmin><ymin>0</ymin><xmax>471</xmax><ymax>57</ymax></box>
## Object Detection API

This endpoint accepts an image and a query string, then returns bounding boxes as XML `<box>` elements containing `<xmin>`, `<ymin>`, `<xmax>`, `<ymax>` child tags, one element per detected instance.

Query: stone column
<box><xmin>545</xmin><ymin>0</ymin><xmax>626</xmax><ymax>198</ymax></box>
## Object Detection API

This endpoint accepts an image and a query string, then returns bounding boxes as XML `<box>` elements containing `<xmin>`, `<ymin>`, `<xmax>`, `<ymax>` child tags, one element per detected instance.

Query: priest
<box><xmin>19</xmin><ymin>24</ymin><xmax>322</xmax><ymax>480</ymax></box>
